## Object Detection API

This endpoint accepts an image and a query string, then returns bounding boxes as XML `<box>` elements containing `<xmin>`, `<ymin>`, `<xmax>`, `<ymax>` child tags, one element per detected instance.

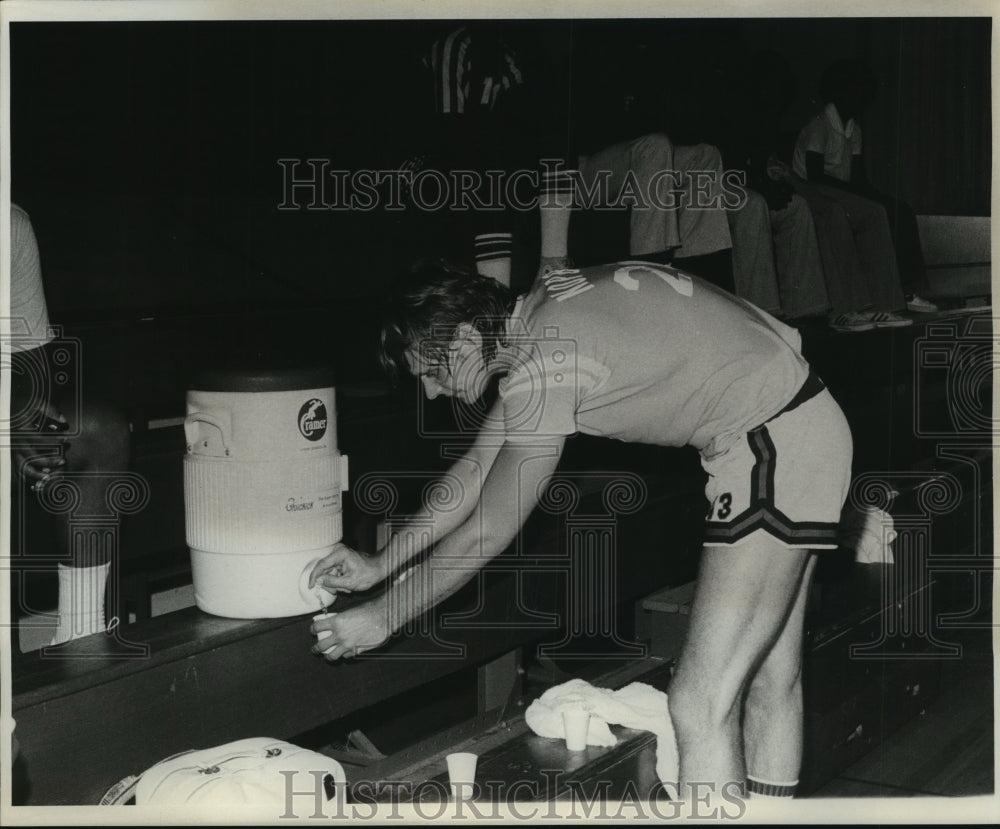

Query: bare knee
<box><xmin>669</xmin><ymin>668</ymin><xmax>743</xmax><ymax>745</ymax></box>
<box><xmin>66</xmin><ymin>399</ymin><xmax>130</xmax><ymax>470</ymax></box>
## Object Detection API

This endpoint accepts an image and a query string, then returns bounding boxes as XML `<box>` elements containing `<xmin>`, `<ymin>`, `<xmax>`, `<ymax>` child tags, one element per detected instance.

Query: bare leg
<box><xmin>668</xmin><ymin>536</ymin><xmax>813</xmax><ymax>798</ymax></box>
<box><xmin>743</xmin><ymin>553</ymin><xmax>818</xmax><ymax>795</ymax></box>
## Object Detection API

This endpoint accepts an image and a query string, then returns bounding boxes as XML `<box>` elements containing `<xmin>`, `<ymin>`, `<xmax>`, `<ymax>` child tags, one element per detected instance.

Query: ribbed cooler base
<box><xmin>184</xmin><ymin>454</ymin><xmax>341</xmax><ymax>553</ymax></box>
<box><xmin>185</xmin><ymin>453</ymin><xmax>343</xmax><ymax>618</ymax></box>
<box><xmin>191</xmin><ymin>545</ymin><xmax>339</xmax><ymax>618</ymax></box>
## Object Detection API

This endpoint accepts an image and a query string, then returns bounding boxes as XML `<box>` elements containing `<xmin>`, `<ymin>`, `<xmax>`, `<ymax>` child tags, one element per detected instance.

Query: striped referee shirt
<box><xmin>425</xmin><ymin>26</ymin><xmax>523</xmax><ymax>115</ymax></box>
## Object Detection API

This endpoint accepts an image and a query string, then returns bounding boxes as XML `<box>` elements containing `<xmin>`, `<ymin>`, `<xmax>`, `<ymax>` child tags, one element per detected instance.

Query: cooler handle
<box><xmin>184</xmin><ymin>412</ymin><xmax>231</xmax><ymax>455</ymax></box>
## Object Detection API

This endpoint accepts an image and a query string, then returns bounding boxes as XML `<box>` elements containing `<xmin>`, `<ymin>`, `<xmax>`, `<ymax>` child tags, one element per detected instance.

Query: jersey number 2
<box><xmin>614</xmin><ymin>262</ymin><xmax>694</xmax><ymax>297</ymax></box>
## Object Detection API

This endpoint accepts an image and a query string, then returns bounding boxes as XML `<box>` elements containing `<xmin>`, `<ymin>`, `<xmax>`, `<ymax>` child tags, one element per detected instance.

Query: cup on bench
<box><xmin>562</xmin><ymin>708</ymin><xmax>591</xmax><ymax>752</ymax></box>
<box><xmin>446</xmin><ymin>752</ymin><xmax>478</xmax><ymax>801</ymax></box>
<box><xmin>313</xmin><ymin>612</ymin><xmax>336</xmax><ymax>645</ymax></box>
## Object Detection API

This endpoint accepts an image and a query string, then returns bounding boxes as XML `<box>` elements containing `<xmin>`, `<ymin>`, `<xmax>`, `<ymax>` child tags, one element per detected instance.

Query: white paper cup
<box><xmin>562</xmin><ymin>708</ymin><xmax>591</xmax><ymax>752</ymax></box>
<box><xmin>313</xmin><ymin>612</ymin><xmax>336</xmax><ymax>643</ymax></box>
<box><xmin>446</xmin><ymin>752</ymin><xmax>478</xmax><ymax>800</ymax></box>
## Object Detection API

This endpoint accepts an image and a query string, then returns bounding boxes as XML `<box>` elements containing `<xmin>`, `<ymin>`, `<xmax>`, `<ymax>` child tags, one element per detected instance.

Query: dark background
<box><xmin>11</xmin><ymin>18</ymin><xmax>990</xmax><ymax>316</ymax></box>
<box><xmin>8</xmin><ymin>17</ymin><xmax>992</xmax><ymax>388</ymax></box>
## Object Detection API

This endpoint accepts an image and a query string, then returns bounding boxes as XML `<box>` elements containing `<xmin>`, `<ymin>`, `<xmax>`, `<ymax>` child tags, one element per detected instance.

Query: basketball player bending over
<box><xmin>310</xmin><ymin>259</ymin><xmax>852</xmax><ymax>800</ymax></box>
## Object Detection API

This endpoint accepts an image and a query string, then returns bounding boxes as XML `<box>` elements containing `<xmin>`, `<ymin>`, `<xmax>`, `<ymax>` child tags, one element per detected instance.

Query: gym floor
<box><xmin>810</xmin><ymin>624</ymin><xmax>994</xmax><ymax>798</ymax></box>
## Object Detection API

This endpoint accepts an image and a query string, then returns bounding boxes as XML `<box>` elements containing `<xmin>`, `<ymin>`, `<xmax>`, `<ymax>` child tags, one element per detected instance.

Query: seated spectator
<box><xmin>791</xmin><ymin>59</ymin><xmax>937</xmax><ymax>328</ymax></box>
<box><xmin>7</xmin><ymin>203</ymin><xmax>132</xmax><ymax>647</ymax></box>
<box><xmin>795</xmin><ymin>59</ymin><xmax>937</xmax><ymax>313</ymax></box>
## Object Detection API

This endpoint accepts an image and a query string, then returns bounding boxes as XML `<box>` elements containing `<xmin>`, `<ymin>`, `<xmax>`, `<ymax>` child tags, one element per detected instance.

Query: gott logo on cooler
<box><xmin>298</xmin><ymin>399</ymin><xmax>328</xmax><ymax>441</ymax></box>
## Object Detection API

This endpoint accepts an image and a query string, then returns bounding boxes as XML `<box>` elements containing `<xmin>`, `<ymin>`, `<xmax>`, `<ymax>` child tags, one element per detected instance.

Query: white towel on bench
<box><xmin>524</xmin><ymin>677</ymin><xmax>679</xmax><ymax>783</ymax></box>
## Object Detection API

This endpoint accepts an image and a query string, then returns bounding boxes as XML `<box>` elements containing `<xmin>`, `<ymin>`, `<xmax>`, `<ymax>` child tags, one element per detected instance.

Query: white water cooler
<box><xmin>183</xmin><ymin>367</ymin><xmax>348</xmax><ymax>618</ymax></box>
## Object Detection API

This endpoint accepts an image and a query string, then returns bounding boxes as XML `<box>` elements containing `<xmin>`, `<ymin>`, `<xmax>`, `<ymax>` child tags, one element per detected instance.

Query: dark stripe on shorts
<box><xmin>748</xmin><ymin>427</ymin><xmax>777</xmax><ymax>506</ymax></box>
<box><xmin>705</xmin><ymin>421</ymin><xmax>839</xmax><ymax>547</ymax></box>
<box><xmin>705</xmin><ymin>507</ymin><xmax>839</xmax><ymax>546</ymax></box>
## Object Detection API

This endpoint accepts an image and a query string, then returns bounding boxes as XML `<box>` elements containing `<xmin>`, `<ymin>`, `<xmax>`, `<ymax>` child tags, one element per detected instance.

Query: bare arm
<box><xmin>310</xmin><ymin>397</ymin><xmax>508</xmax><ymax>592</ymax></box>
<box><xmin>314</xmin><ymin>435</ymin><xmax>566</xmax><ymax>659</ymax></box>
<box><xmin>382</xmin><ymin>436</ymin><xmax>566</xmax><ymax>630</ymax></box>
<box><xmin>376</xmin><ymin>397</ymin><xmax>509</xmax><ymax>575</ymax></box>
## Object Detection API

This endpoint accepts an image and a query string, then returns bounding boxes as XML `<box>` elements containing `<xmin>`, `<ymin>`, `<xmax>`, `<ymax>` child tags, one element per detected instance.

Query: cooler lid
<box><xmin>189</xmin><ymin>366</ymin><xmax>336</xmax><ymax>393</ymax></box>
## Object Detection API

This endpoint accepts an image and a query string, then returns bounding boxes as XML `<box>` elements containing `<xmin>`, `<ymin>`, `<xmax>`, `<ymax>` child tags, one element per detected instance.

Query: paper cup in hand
<box><xmin>313</xmin><ymin>612</ymin><xmax>336</xmax><ymax>643</ymax></box>
<box><xmin>446</xmin><ymin>752</ymin><xmax>478</xmax><ymax>800</ymax></box>
<box><xmin>562</xmin><ymin>708</ymin><xmax>591</xmax><ymax>752</ymax></box>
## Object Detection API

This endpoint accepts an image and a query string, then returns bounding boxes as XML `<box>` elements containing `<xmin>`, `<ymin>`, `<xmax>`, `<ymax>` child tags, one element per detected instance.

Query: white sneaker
<box><xmin>870</xmin><ymin>311</ymin><xmax>914</xmax><ymax>328</ymax></box>
<box><xmin>829</xmin><ymin>312</ymin><xmax>876</xmax><ymax>332</ymax></box>
<box><xmin>906</xmin><ymin>294</ymin><xmax>938</xmax><ymax>313</ymax></box>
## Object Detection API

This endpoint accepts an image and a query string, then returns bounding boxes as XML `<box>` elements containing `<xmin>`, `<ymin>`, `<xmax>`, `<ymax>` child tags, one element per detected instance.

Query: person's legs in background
<box><xmin>47</xmin><ymin>397</ymin><xmax>131</xmax><ymax>645</ymax></box>
<box><xmin>726</xmin><ymin>188</ymin><xmax>782</xmax><ymax>314</ymax></box>
<box><xmin>669</xmin><ymin>143</ymin><xmax>735</xmax><ymax>292</ymax></box>
<box><xmin>790</xmin><ymin>177</ymin><xmax>909</xmax><ymax>330</ymax></box>
<box><xmin>474</xmin><ymin>231</ymin><xmax>515</xmax><ymax>286</ymax></box>
<box><xmin>769</xmin><ymin>194</ymin><xmax>830</xmax><ymax>319</ymax></box>
<box><xmin>622</xmin><ymin>133</ymin><xmax>684</xmax><ymax>260</ymax></box>
<box><xmin>11</xmin><ymin>393</ymin><xmax>132</xmax><ymax>649</ymax></box>
<box><xmin>867</xmin><ymin>191</ymin><xmax>936</xmax><ymax>311</ymax></box>
<box><xmin>574</xmin><ymin>135</ymin><xmax>735</xmax><ymax>290</ymax></box>
<box><xmin>577</xmin><ymin>132</ymin><xmax>683</xmax><ymax>265</ymax></box>
<box><xmin>536</xmin><ymin>162</ymin><xmax>578</xmax><ymax>280</ymax></box>
<box><xmin>825</xmin><ymin>186</ymin><xmax>908</xmax><ymax>315</ymax></box>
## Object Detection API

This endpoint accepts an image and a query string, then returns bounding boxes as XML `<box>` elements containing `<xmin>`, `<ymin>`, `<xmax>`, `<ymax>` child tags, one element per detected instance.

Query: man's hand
<box><xmin>308</xmin><ymin>542</ymin><xmax>387</xmax><ymax>594</ymax></box>
<box><xmin>311</xmin><ymin>603</ymin><xmax>391</xmax><ymax>661</ymax></box>
<box><xmin>10</xmin><ymin>401</ymin><xmax>69</xmax><ymax>491</ymax></box>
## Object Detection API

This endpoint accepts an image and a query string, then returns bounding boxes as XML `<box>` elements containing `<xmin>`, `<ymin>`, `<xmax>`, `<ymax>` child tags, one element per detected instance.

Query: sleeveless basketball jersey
<box><xmin>498</xmin><ymin>261</ymin><xmax>810</xmax><ymax>458</ymax></box>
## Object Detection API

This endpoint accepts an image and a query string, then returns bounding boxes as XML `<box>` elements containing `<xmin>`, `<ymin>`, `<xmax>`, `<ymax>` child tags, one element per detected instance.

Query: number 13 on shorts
<box><xmin>707</xmin><ymin>492</ymin><xmax>733</xmax><ymax>520</ymax></box>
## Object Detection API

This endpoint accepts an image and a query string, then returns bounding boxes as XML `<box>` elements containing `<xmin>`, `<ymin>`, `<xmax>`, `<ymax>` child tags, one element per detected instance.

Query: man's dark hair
<box><xmin>379</xmin><ymin>260</ymin><xmax>518</xmax><ymax>381</ymax></box>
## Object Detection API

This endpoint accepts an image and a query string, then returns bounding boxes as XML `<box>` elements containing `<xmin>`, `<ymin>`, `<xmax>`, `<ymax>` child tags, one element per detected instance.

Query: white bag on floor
<box><xmin>100</xmin><ymin>737</ymin><xmax>346</xmax><ymax>806</ymax></box>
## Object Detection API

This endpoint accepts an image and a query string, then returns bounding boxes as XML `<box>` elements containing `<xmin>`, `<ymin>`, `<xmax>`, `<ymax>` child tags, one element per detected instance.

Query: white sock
<box><xmin>539</xmin><ymin>167</ymin><xmax>577</xmax><ymax>258</ymax></box>
<box><xmin>746</xmin><ymin>776</ymin><xmax>798</xmax><ymax>798</ymax></box>
<box><xmin>51</xmin><ymin>561</ymin><xmax>110</xmax><ymax>645</ymax></box>
<box><xmin>474</xmin><ymin>232</ymin><xmax>513</xmax><ymax>286</ymax></box>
